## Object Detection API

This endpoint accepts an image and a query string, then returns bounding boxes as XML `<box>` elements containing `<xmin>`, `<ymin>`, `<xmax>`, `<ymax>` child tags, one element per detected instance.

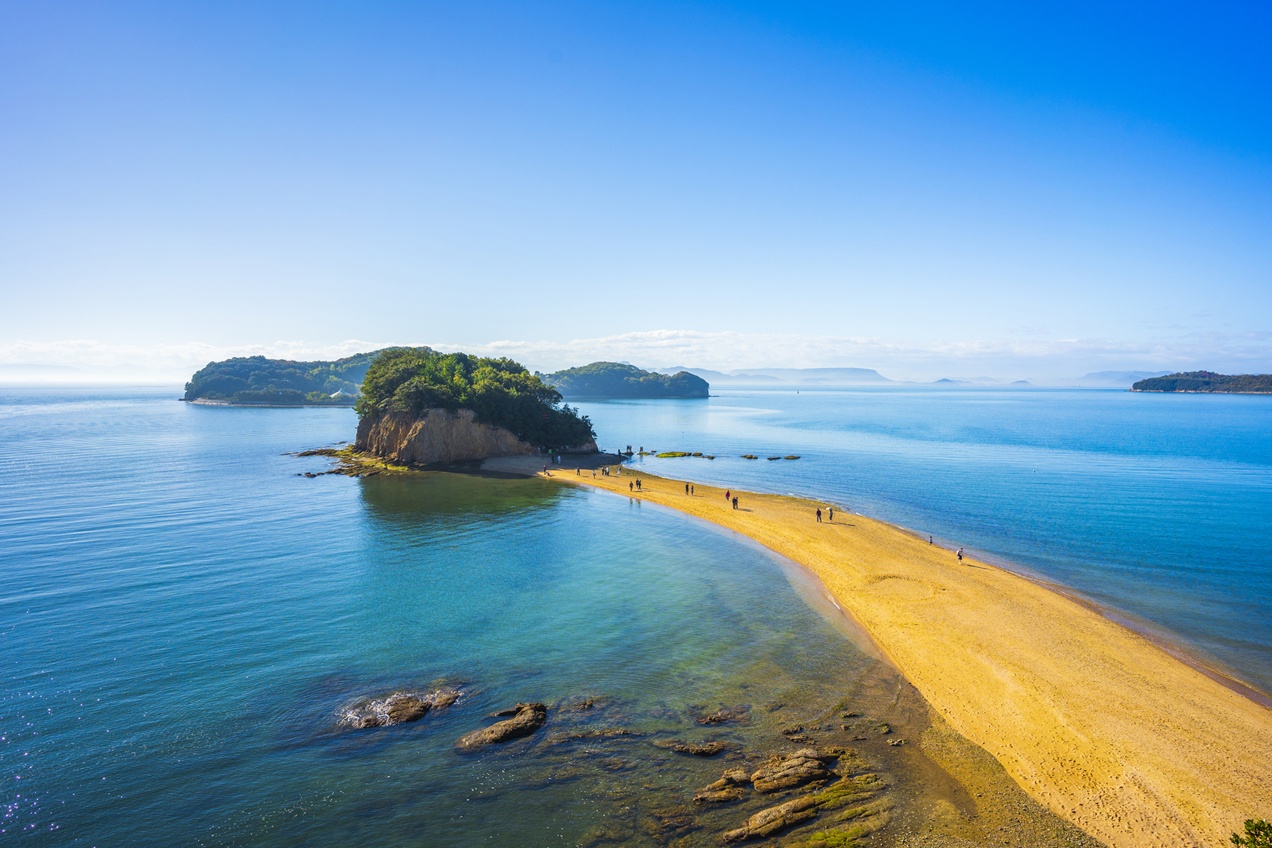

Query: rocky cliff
<box><xmin>356</xmin><ymin>408</ymin><xmax>594</xmax><ymax>465</ymax></box>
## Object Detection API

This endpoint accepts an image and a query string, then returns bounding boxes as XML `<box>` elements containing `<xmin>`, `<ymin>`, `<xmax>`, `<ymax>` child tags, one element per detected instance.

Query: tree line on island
<box><xmin>184</xmin><ymin>353</ymin><xmax>711</xmax><ymax>406</ymax></box>
<box><xmin>540</xmin><ymin>362</ymin><xmax>710</xmax><ymax>398</ymax></box>
<box><xmin>1130</xmin><ymin>371</ymin><xmax>1272</xmax><ymax>393</ymax></box>
<box><xmin>183</xmin><ymin>352</ymin><xmax>379</xmax><ymax>405</ymax></box>
<box><xmin>355</xmin><ymin>347</ymin><xmax>595</xmax><ymax>449</ymax></box>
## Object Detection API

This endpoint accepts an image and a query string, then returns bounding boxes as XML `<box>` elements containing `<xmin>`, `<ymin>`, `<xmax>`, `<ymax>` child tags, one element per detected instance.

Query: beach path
<box><xmin>559</xmin><ymin>468</ymin><xmax>1272</xmax><ymax>848</ymax></box>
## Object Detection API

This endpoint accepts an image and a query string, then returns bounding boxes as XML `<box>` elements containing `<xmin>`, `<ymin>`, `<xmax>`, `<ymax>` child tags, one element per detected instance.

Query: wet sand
<box><xmin>545</xmin><ymin>464</ymin><xmax>1272</xmax><ymax>847</ymax></box>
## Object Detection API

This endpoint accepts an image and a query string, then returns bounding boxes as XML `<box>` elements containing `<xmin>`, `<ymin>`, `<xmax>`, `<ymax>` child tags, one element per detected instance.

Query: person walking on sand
<box><xmin>929</xmin><ymin>535</ymin><xmax>932</xmax><ymax>545</ymax></box>
<box><xmin>957</xmin><ymin>547</ymin><xmax>964</xmax><ymax>562</ymax></box>
<box><xmin>685</xmin><ymin>483</ymin><xmax>690</xmax><ymax>495</ymax></box>
<box><xmin>629</xmin><ymin>481</ymin><xmax>633</xmax><ymax>491</ymax></box>
<box><xmin>732</xmin><ymin>496</ymin><xmax>739</xmax><ymax>510</ymax></box>
<box><xmin>828</xmin><ymin>507</ymin><xmax>833</xmax><ymax>522</ymax></box>
<box><xmin>690</xmin><ymin>484</ymin><xmax>694</xmax><ymax>495</ymax></box>
<box><xmin>816</xmin><ymin>508</ymin><xmax>822</xmax><ymax>523</ymax></box>
<box><xmin>725</xmin><ymin>490</ymin><xmax>731</xmax><ymax>503</ymax></box>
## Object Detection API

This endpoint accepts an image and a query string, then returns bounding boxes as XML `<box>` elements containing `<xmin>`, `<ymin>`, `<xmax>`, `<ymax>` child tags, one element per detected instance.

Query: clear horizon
<box><xmin>3</xmin><ymin>2</ymin><xmax>1270</xmax><ymax>381</ymax></box>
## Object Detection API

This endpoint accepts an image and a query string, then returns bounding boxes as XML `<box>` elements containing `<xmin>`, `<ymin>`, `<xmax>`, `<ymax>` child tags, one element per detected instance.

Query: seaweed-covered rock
<box><xmin>455</xmin><ymin>702</ymin><xmax>547</xmax><ymax>751</ymax></box>
<box><xmin>750</xmin><ymin>748</ymin><xmax>835</xmax><ymax>793</ymax></box>
<box><xmin>697</xmin><ymin>706</ymin><xmax>749</xmax><ymax>725</ymax></box>
<box><xmin>651</xmin><ymin>739</ymin><xmax>729</xmax><ymax>757</ymax></box>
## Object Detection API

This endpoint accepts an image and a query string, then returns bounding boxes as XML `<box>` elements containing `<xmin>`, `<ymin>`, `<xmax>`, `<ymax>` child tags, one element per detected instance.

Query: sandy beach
<box><xmin>534</xmin><ymin>462</ymin><xmax>1272</xmax><ymax>847</ymax></box>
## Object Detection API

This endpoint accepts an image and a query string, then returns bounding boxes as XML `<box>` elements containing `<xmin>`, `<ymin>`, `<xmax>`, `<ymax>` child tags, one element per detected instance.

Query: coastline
<box><xmin>538</xmin><ymin>462</ymin><xmax>1272</xmax><ymax>847</ymax></box>
<box><xmin>184</xmin><ymin>398</ymin><xmax>357</xmax><ymax>408</ymax></box>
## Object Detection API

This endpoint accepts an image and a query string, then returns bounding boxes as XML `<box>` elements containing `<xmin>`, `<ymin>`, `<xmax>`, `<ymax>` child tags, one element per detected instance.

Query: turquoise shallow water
<box><xmin>575</xmin><ymin>387</ymin><xmax>1272</xmax><ymax>696</ymax></box>
<box><xmin>2</xmin><ymin>384</ymin><xmax>1269</xmax><ymax>845</ymax></box>
<box><xmin>1</xmin><ymin>386</ymin><xmax>902</xmax><ymax>846</ymax></box>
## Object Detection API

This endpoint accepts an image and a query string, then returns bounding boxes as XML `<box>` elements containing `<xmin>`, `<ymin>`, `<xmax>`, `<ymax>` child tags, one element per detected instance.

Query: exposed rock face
<box><xmin>694</xmin><ymin>767</ymin><xmax>752</xmax><ymax>804</ymax></box>
<box><xmin>722</xmin><ymin>794</ymin><xmax>821</xmax><ymax>842</ymax></box>
<box><xmin>750</xmin><ymin>748</ymin><xmax>835</xmax><ymax>793</ymax></box>
<box><xmin>356</xmin><ymin>409</ymin><xmax>556</xmax><ymax>465</ymax></box>
<box><xmin>455</xmin><ymin>702</ymin><xmax>548</xmax><ymax>751</ymax></box>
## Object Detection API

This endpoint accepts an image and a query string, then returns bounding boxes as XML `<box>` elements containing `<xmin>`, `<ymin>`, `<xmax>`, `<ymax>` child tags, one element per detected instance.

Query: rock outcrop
<box><xmin>750</xmin><ymin>748</ymin><xmax>835</xmax><ymax>793</ymax></box>
<box><xmin>455</xmin><ymin>702</ymin><xmax>548</xmax><ymax>751</ymax></box>
<box><xmin>340</xmin><ymin>686</ymin><xmax>463</xmax><ymax>729</ymax></box>
<box><xmin>356</xmin><ymin>409</ymin><xmax>553</xmax><ymax>465</ymax></box>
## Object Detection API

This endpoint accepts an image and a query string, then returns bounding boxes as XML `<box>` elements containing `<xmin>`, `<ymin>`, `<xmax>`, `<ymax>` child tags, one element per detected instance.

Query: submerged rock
<box><xmin>651</xmin><ymin>739</ymin><xmax>729</xmax><ymax>757</ymax></box>
<box><xmin>696</xmin><ymin>706</ymin><xmax>749</xmax><ymax>725</ymax></box>
<box><xmin>340</xmin><ymin>686</ymin><xmax>463</xmax><ymax>729</ymax></box>
<box><xmin>750</xmin><ymin>748</ymin><xmax>835</xmax><ymax>793</ymax></box>
<box><xmin>455</xmin><ymin>702</ymin><xmax>547</xmax><ymax>751</ymax></box>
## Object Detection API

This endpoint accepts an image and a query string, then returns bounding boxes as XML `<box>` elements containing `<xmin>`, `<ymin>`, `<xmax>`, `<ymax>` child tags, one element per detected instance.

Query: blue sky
<box><xmin>2</xmin><ymin>1</ymin><xmax>1270</xmax><ymax>380</ymax></box>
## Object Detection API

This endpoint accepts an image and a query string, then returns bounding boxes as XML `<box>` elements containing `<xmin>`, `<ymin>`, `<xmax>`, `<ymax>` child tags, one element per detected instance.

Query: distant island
<box><xmin>542</xmin><ymin>362</ymin><xmax>709</xmax><ymax>398</ymax></box>
<box><xmin>1130</xmin><ymin>371</ymin><xmax>1272</xmax><ymax>394</ymax></box>
<box><xmin>184</xmin><ymin>352</ymin><xmax>381</xmax><ymax>405</ymax></box>
<box><xmin>356</xmin><ymin>348</ymin><xmax>596</xmax><ymax>464</ymax></box>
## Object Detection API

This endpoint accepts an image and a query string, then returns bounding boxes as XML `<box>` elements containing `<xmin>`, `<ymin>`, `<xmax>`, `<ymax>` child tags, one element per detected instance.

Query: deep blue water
<box><xmin>575</xmin><ymin>387</ymin><xmax>1272</xmax><ymax>696</ymax></box>
<box><xmin>2</xmin><ymin>384</ymin><xmax>1269</xmax><ymax>846</ymax></box>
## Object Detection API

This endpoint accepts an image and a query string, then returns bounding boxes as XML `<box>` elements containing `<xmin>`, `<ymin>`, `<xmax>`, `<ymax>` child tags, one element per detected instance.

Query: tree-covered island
<box><xmin>183</xmin><ymin>352</ymin><xmax>381</xmax><ymax>405</ymax></box>
<box><xmin>356</xmin><ymin>347</ymin><xmax>595</xmax><ymax>450</ymax></box>
<box><xmin>1130</xmin><ymin>371</ymin><xmax>1272</xmax><ymax>393</ymax></box>
<box><xmin>542</xmin><ymin>362</ymin><xmax>709</xmax><ymax>398</ymax></box>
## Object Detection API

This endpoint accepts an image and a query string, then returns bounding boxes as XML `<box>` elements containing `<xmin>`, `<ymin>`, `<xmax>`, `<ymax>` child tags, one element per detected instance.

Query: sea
<box><xmin>1</xmin><ymin>384</ymin><xmax>1269</xmax><ymax>846</ymax></box>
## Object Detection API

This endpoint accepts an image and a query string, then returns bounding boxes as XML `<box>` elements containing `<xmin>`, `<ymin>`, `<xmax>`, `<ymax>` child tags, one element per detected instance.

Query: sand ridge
<box><xmin>554</xmin><ymin>466</ymin><xmax>1272</xmax><ymax>848</ymax></box>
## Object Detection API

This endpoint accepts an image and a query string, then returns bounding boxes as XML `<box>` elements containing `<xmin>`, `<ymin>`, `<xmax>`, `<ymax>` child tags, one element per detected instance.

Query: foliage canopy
<box><xmin>543</xmin><ymin>361</ymin><xmax>709</xmax><ymax>398</ymax></box>
<box><xmin>356</xmin><ymin>348</ymin><xmax>595</xmax><ymax>448</ymax></box>
<box><xmin>1132</xmin><ymin>371</ymin><xmax>1272</xmax><ymax>393</ymax></box>
<box><xmin>1232</xmin><ymin>819</ymin><xmax>1272</xmax><ymax>847</ymax></box>
<box><xmin>183</xmin><ymin>352</ymin><xmax>380</xmax><ymax>404</ymax></box>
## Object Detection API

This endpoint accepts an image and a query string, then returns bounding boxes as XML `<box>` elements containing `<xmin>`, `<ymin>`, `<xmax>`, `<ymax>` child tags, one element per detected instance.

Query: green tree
<box><xmin>356</xmin><ymin>347</ymin><xmax>594</xmax><ymax>448</ymax></box>
<box><xmin>1233</xmin><ymin>820</ymin><xmax>1272</xmax><ymax>847</ymax></box>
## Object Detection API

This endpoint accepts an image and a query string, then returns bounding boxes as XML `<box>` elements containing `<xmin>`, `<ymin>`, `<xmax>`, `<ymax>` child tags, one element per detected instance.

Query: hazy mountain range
<box><xmin>662</xmin><ymin>367</ymin><xmax>1173</xmax><ymax>388</ymax></box>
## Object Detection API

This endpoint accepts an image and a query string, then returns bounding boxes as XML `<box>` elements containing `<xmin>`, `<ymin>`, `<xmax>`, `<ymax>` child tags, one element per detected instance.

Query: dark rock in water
<box><xmin>694</xmin><ymin>767</ymin><xmax>752</xmax><ymax>804</ymax></box>
<box><xmin>544</xmin><ymin>728</ymin><xmax>640</xmax><ymax>747</ymax></box>
<box><xmin>721</xmin><ymin>794</ymin><xmax>820</xmax><ymax>842</ymax></box>
<box><xmin>385</xmin><ymin>696</ymin><xmax>429</xmax><ymax>724</ymax></box>
<box><xmin>555</xmin><ymin>694</ymin><xmax>603</xmax><ymax>712</ymax></box>
<box><xmin>696</xmin><ymin>706</ymin><xmax>749</xmax><ymax>725</ymax></box>
<box><xmin>432</xmin><ymin>689</ymin><xmax>461</xmax><ymax>709</ymax></box>
<box><xmin>652</xmin><ymin>739</ymin><xmax>729</xmax><ymax>757</ymax></box>
<box><xmin>750</xmin><ymin>748</ymin><xmax>835</xmax><ymax>793</ymax></box>
<box><xmin>455</xmin><ymin>702</ymin><xmax>547</xmax><ymax>751</ymax></box>
<box><xmin>341</xmin><ymin>687</ymin><xmax>463</xmax><ymax>729</ymax></box>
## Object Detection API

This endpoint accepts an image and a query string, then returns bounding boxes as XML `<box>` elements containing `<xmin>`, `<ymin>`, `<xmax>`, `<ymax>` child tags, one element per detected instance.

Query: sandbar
<box><xmin>550</xmin><ymin>466</ymin><xmax>1272</xmax><ymax>847</ymax></box>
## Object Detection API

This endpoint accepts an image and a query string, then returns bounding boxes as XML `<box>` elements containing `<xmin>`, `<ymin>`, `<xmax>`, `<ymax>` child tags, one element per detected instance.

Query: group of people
<box><xmin>578</xmin><ymin>458</ymin><xmax>975</xmax><ymax>565</ymax></box>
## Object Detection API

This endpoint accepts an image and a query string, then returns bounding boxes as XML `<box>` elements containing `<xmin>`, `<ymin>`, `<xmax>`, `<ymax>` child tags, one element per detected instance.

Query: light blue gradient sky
<box><xmin>2</xmin><ymin>1</ymin><xmax>1270</xmax><ymax>381</ymax></box>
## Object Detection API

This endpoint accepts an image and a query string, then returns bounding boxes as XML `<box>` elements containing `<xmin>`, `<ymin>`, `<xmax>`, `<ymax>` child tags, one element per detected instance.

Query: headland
<box><xmin>548</xmin><ymin>465</ymin><xmax>1272</xmax><ymax>848</ymax></box>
